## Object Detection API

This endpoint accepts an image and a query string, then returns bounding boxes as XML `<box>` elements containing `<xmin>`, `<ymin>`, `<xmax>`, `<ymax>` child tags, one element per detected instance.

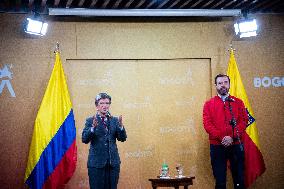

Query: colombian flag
<box><xmin>24</xmin><ymin>51</ymin><xmax>77</xmax><ymax>189</ymax></box>
<box><xmin>227</xmin><ymin>49</ymin><xmax>265</xmax><ymax>188</ymax></box>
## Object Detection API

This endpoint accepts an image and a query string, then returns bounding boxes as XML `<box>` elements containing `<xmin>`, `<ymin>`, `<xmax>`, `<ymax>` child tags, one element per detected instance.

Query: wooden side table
<box><xmin>149</xmin><ymin>176</ymin><xmax>195</xmax><ymax>189</ymax></box>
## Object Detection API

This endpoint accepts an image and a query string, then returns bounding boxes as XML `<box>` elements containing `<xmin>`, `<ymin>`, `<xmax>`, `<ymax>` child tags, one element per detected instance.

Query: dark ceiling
<box><xmin>1</xmin><ymin>0</ymin><xmax>284</xmax><ymax>15</ymax></box>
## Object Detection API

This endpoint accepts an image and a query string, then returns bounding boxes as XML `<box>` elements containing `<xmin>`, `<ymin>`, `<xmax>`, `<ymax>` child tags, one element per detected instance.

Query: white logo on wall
<box><xmin>160</xmin><ymin>66</ymin><xmax>194</xmax><ymax>85</ymax></box>
<box><xmin>125</xmin><ymin>146</ymin><xmax>154</xmax><ymax>159</ymax></box>
<box><xmin>0</xmin><ymin>64</ymin><xmax>16</xmax><ymax>97</ymax></box>
<box><xmin>123</xmin><ymin>96</ymin><xmax>151</xmax><ymax>109</ymax></box>
<box><xmin>77</xmin><ymin>71</ymin><xmax>113</xmax><ymax>86</ymax></box>
<box><xmin>160</xmin><ymin>118</ymin><xmax>195</xmax><ymax>135</ymax></box>
<box><xmin>254</xmin><ymin>76</ymin><xmax>284</xmax><ymax>88</ymax></box>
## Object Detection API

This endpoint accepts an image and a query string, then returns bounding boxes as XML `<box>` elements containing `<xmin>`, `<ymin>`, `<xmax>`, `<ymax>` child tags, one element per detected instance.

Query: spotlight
<box><xmin>24</xmin><ymin>16</ymin><xmax>48</xmax><ymax>36</ymax></box>
<box><xmin>234</xmin><ymin>18</ymin><xmax>257</xmax><ymax>38</ymax></box>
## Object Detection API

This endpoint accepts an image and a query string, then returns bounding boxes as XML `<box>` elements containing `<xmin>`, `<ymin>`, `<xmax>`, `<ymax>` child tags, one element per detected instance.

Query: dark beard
<box><xmin>217</xmin><ymin>87</ymin><xmax>228</xmax><ymax>96</ymax></box>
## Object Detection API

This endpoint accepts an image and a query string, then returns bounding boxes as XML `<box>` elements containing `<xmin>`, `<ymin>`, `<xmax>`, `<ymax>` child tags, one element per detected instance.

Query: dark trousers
<box><xmin>88</xmin><ymin>163</ymin><xmax>120</xmax><ymax>189</ymax></box>
<box><xmin>210</xmin><ymin>144</ymin><xmax>245</xmax><ymax>189</ymax></box>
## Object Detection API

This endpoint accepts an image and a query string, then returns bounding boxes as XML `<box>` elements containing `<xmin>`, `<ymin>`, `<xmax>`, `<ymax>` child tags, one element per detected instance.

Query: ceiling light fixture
<box><xmin>23</xmin><ymin>13</ymin><xmax>48</xmax><ymax>36</ymax></box>
<box><xmin>234</xmin><ymin>18</ymin><xmax>258</xmax><ymax>38</ymax></box>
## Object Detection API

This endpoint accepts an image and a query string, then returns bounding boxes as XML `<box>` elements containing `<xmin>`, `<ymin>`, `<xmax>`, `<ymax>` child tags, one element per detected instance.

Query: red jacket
<box><xmin>203</xmin><ymin>95</ymin><xmax>248</xmax><ymax>145</ymax></box>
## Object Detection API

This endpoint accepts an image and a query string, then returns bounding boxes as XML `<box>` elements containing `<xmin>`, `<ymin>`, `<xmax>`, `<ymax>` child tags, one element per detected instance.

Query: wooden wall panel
<box><xmin>66</xmin><ymin>59</ymin><xmax>211</xmax><ymax>189</ymax></box>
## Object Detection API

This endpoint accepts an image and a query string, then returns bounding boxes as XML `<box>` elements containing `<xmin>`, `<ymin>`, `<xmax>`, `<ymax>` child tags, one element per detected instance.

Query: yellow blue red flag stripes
<box><xmin>227</xmin><ymin>49</ymin><xmax>265</xmax><ymax>188</ymax></box>
<box><xmin>24</xmin><ymin>51</ymin><xmax>77</xmax><ymax>189</ymax></box>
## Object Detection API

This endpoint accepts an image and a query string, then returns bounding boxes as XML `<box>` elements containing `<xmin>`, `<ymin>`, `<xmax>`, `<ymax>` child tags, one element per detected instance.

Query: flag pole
<box><xmin>54</xmin><ymin>42</ymin><xmax>60</xmax><ymax>53</ymax></box>
<box><xmin>24</xmin><ymin>41</ymin><xmax>77</xmax><ymax>189</ymax></box>
<box><xmin>226</xmin><ymin>44</ymin><xmax>266</xmax><ymax>187</ymax></box>
<box><xmin>228</xmin><ymin>43</ymin><xmax>236</xmax><ymax>52</ymax></box>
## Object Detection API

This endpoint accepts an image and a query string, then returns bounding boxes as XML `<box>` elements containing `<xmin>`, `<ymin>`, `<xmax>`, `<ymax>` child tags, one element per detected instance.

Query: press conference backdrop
<box><xmin>0</xmin><ymin>14</ymin><xmax>283</xmax><ymax>189</ymax></box>
<box><xmin>65</xmin><ymin>59</ymin><xmax>211</xmax><ymax>188</ymax></box>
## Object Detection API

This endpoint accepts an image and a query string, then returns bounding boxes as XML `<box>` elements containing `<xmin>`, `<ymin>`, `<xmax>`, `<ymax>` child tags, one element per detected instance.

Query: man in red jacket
<box><xmin>203</xmin><ymin>74</ymin><xmax>248</xmax><ymax>189</ymax></box>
